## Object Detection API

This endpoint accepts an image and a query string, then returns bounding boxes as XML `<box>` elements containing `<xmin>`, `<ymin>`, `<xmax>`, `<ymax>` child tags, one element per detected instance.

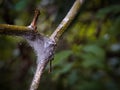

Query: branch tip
<box><xmin>29</xmin><ymin>9</ymin><xmax>40</xmax><ymax>31</ymax></box>
<box><xmin>50</xmin><ymin>0</ymin><xmax>84</xmax><ymax>42</ymax></box>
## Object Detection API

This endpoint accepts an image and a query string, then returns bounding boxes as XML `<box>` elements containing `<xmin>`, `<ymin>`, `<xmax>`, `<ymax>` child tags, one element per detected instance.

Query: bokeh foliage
<box><xmin>0</xmin><ymin>0</ymin><xmax>120</xmax><ymax>90</ymax></box>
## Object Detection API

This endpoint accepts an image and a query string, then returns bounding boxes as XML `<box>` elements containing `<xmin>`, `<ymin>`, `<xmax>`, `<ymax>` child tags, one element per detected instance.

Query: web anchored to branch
<box><xmin>0</xmin><ymin>0</ymin><xmax>84</xmax><ymax>90</ymax></box>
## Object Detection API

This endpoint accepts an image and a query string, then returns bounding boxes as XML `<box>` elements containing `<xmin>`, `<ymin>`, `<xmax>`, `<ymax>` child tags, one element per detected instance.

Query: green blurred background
<box><xmin>0</xmin><ymin>0</ymin><xmax>120</xmax><ymax>90</ymax></box>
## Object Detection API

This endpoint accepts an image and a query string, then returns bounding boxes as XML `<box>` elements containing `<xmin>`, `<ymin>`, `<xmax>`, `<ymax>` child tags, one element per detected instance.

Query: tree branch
<box><xmin>0</xmin><ymin>9</ymin><xmax>40</xmax><ymax>36</ymax></box>
<box><xmin>0</xmin><ymin>0</ymin><xmax>84</xmax><ymax>90</ymax></box>
<box><xmin>26</xmin><ymin>32</ymin><xmax>56</xmax><ymax>90</ymax></box>
<box><xmin>50</xmin><ymin>0</ymin><xmax>84</xmax><ymax>42</ymax></box>
<box><xmin>30</xmin><ymin>62</ymin><xmax>45</xmax><ymax>90</ymax></box>
<box><xmin>0</xmin><ymin>24</ymin><xmax>33</xmax><ymax>35</ymax></box>
<box><xmin>29</xmin><ymin>1</ymin><xmax>84</xmax><ymax>89</ymax></box>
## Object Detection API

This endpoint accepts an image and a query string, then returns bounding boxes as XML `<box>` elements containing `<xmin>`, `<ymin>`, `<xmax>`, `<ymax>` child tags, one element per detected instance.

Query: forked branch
<box><xmin>30</xmin><ymin>0</ymin><xmax>84</xmax><ymax>90</ymax></box>
<box><xmin>0</xmin><ymin>0</ymin><xmax>84</xmax><ymax>90</ymax></box>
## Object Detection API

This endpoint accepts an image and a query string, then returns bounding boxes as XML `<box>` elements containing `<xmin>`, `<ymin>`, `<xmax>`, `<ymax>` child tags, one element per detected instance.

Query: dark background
<box><xmin>0</xmin><ymin>0</ymin><xmax>120</xmax><ymax>90</ymax></box>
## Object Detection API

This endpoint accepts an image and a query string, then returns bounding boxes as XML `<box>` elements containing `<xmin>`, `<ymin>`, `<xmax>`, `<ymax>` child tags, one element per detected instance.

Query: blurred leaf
<box><xmin>67</xmin><ymin>70</ymin><xmax>78</xmax><ymax>85</ymax></box>
<box><xmin>83</xmin><ymin>44</ymin><xmax>105</xmax><ymax>59</ymax></box>
<box><xmin>80</xmin><ymin>44</ymin><xmax>105</xmax><ymax>68</ymax></box>
<box><xmin>96</xmin><ymin>5</ymin><xmax>120</xmax><ymax>19</ymax></box>
<box><xmin>76</xmin><ymin>81</ymin><xmax>103</xmax><ymax>90</ymax></box>
<box><xmin>52</xmin><ymin>63</ymin><xmax>73</xmax><ymax>80</ymax></box>
<box><xmin>81</xmin><ymin>53</ymin><xmax>104</xmax><ymax>68</ymax></box>
<box><xmin>60</xmin><ymin>63</ymin><xmax>73</xmax><ymax>73</ymax></box>
<box><xmin>14</xmin><ymin>0</ymin><xmax>29</xmax><ymax>11</ymax></box>
<box><xmin>53</xmin><ymin>50</ymin><xmax>72</xmax><ymax>66</ymax></box>
<box><xmin>109</xmin><ymin>16</ymin><xmax>120</xmax><ymax>36</ymax></box>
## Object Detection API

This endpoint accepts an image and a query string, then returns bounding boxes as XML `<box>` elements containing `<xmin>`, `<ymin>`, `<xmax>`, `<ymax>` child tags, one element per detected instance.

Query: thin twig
<box><xmin>0</xmin><ymin>9</ymin><xmax>40</xmax><ymax>36</ymax></box>
<box><xmin>29</xmin><ymin>9</ymin><xmax>40</xmax><ymax>31</ymax></box>
<box><xmin>50</xmin><ymin>0</ymin><xmax>84</xmax><ymax>42</ymax></box>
